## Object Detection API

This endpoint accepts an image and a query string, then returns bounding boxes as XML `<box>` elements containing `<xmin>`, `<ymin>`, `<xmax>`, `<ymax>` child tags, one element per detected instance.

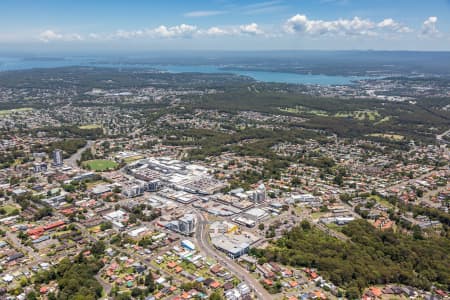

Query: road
<box><xmin>75</xmin><ymin>221</ymin><xmax>183</xmax><ymax>291</ymax></box>
<box><xmin>95</xmin><ymin>267</ymin><xmax>112</xmax><ymax>296</ymax></box>
<box><xmin>3</xmin><ymin>228</ymin><xmax>41</xmax><ymax>262</ymax></box>
<box><xmin>314</xmin><ymin>221</ymin><xmax>350</xmax><ymax>242</ymax></box>
<box><xmin>436</xmin><ymin>128</ymin><xmax>450</xmax><ymax>143</ymax></box>
<box><xmin>193</xmin><ymin>210</ymin><xmax>273</xmax><ymax>300</ymax></box>
<box><xmin>422</xmin><ymin>183</ymin><xmax>449</xmax><ymax>205</ymax></box>
<box><xmin>65</xmin><ymin>140</ymin><xmax>95</xmax><ymax>168</ymax></box>
<box><xmin>388</xmin><ymin>168</ymin><xmax>440</xmax><ymax>191</ymax></box>
<box><xmin>386</xmin><ymin>167</ymin><xmax>448</xmax><ymax>208</ymax></box>
<box><xmin>0</xmin><ymin>222</ymin><xmax>82</xmax><ymax>281</ymax></box>
<box><xmin>1</xmin><ymin>224</ymin><xmax>48</xmax><ymax>276</ymax></box>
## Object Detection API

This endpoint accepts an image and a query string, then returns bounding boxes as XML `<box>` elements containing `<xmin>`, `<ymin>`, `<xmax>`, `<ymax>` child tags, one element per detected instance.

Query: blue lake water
<box><xmin>154</xmin><ymin>65</ymin><xmax>366</xmax><ymax>85</ymax></box>
<box><xmin>0</xmin><ymin>57</ymin><xmax>367</xmax><ymax>85</ymax></box>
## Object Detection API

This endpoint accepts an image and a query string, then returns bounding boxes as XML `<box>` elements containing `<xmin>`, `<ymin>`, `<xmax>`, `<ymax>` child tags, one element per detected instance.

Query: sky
<box><xmin>1</xmin><ymin>0</ymin><xmax>450</xmax><ymax>53</ymax></box>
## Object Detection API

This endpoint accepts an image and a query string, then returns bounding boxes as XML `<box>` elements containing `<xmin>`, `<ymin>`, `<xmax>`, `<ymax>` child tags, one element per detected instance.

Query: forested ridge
<box><xmin>250</xmin><ymin>220</ymin><xmax>450</xmax><ymax>298</ymax></box>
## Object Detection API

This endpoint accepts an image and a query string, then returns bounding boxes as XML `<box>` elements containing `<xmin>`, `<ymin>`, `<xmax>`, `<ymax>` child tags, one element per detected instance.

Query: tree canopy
<box><xmin>250</xmin><ymin>219</ymin><xmax>450</xmax><ymax>298</ymax></box>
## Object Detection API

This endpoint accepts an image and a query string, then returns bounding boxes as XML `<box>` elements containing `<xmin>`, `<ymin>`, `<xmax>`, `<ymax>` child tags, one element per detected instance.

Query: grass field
<box><xmin>279</xmin><ymin>106</ymin><xmax>328</xmax><ymax>116</ymax></box>
<box><xmin>52</xmin><ymin>230</ymin><xmax>72</xmax><ymax>237</ymax></box>
<box><xmin>83</xmin><ymin>159</ymin><xmax>118</xmax><ymax>171</ymax></box>
<box><xmin>79</xmin><ymin>124</ymin><xmax>102</xmax><ymax>129</ymax></box>
<box><xmin>123</xmin><ymin>155</ymin><xmax>144</xmax><ymax>163</ymax></box>
<box><xmin>0</xmin><ymin>204</ymin><xmax>20</xmax><ymax>215</ymax></box>
<box><xmin>335</xmin><ymin>110</ymin><xmax>380</xmax><ymax>121</ymax></box>
<box><xmin>86</xmin><ymin>180</ymin><xmax>108</xmax><ymax>189</ymax></box>
<box><xmin>368</xmin><ymin>195</ymin><xmax>394</xmax><ymax>209</ymax></box>
<box><xmin>0</xmin><ymin>107</ymin><xmax>32</xmax><ymax>117</ymax></box>
<box><xmin>374</xmin><ymin>116</ymin><xmax>391</xmax><ymax>125</ymax></box>
<box><xmin>311</xmin><ymin>212</ymin><xmax>327</xmax><ymax>219</ymax></box>
<box><xmin>367</xmin><ymin>133</ymin><xmax>404</xmax><ymax>141</ymax></box>
<box><xmin>325</xmin><ymin>222</ymin><xmax>343</xmax><ymax>231</ymax></box>
<box><xmin>88</xmin><ymin>225</ymin><xmax>101</xmax><ymax>233</ymax></box>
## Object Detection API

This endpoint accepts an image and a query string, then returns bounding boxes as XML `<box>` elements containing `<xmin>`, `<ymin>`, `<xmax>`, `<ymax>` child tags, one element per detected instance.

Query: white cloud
<box><xmin>284</xmin><ymin>14</ymin><xmax>411</xmax><ymax>37</ymax></box>
<box><xmin>149</xmin><ymin>24</ymin><xmax>198</xmax><ymax>38</ymax></box>
<box><xmin>39</xmin><ymin>30</ymin><xmax>63</xmax><ymax>42</ymax></box>
<box><xmin>39</xmin><ymin>30</ymin><xmax>83</xmax><ymax>42</ymax></box>
<box><xmin>110</xmin><ymin>23</ymin><xmax>264</xmax><ymax>40</ymax></box>
<box><xmin>184</xmin><ymin>10</ymin><xmax>225</xmax><ymax>17</ymax></box>
<box><xmin>202</xmin><ymin>23</ymin><xmax>265</xmax><ymax>37</ymax></box>
<box><xmin>421</xmin><ymin>16</ymin><xmax>439</xmax><ymax>37</ymax></box>
<box><xmin>150</xmin><ymin>26</ymin><xmax>173</xmax><ymax>38</ymax></box>
<box><xmin>204</xmin><ymin>26</ymin><xmax>230</xmax><ymax>36</ymax></box>
<box><xmin>113</xmin><ymin>24</ymin><xmax>198</xmax><ymax>39</ymax></box>
<box><xmin>113</xmin><ymin>29</ymin><xmax>144</xmax><ymax>39</ymax></box>
<box><xmin>88</xmin><ymin>33</ymin><xmax>101</xmax><ymax>39</ymax></box>
<box><xmin>377</xmin><ymin>18</ymin><xmax>411</xmax><ymax>33</ymax></box>
<box><xmin>238</xmin><ymin>23</ymin><xmax>264</xmax><ymax>35</ymax></box>
<box><xmin>284</xmin><ymin>14</ymin><xmax>374</xmax><ymax>36</ymax></box>
<box><xmin>69</xmin><ymin>33</ymin><xmax>83</xmax><ymax>41</ymax></box>
<box><xmin>36</xmin><ymin>15</ymin><xmax>423</xmax><ymax>44</ymax></box>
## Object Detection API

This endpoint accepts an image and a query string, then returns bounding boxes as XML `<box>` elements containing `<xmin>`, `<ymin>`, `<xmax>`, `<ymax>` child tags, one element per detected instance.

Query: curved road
<box><xmin>65</xmin><ymin>140</ymin><xmax>95</xmax><ymax>168</ymax></box>
<box><xmin>436</xmin><ymin>128</ymin><xmax>450</xmax><ymax>143</ymax></box>
<box><xmin>194</xmin><ymin>211</ymin><xmax>273</xmax><ymax>300</ymax></box>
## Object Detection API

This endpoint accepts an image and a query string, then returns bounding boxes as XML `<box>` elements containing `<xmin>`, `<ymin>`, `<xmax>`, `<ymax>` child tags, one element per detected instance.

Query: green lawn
<box><xmin>123</xmin><ymin>155</ymin><xmax>144</xmax><ymax>163</ymax></box>
<box><xmin>367</xmin><ymin>133</ymin><xmax>404</xmax><ymax>141</ymax></box>
<box><xmin>368</xmin><ymin>195</ymin><xmax>394</xmax><ymax>209</ymax></box>
<box><xmin>83</xmin><ymin>159</ymin><xmax>118</xmax><ymax>171</ymax></box>
<box><xmin>79</xmin><ymin>124</ymin><xmax>102</xmax><ymax>130</ymax></box>
<box><xmin>86</xmin><ymin>180</ymin><xmax>108</xmax><ymax>189</ymax></box>
<box><xmin>0</xmin><ymin>107</ymin><xmax>32</xmax><ymax>117</ymax></box>
<box><xmin>279</xmin><ymin>106</ymin><xmax>328</xmax><ymax>116</ymax></box>
<box><xmin>335</xmin><ymin>110</ymin><xmax>381</xmax><ymax>121</ymax></box>
<box><xmin>374</xmin><ymin>116</ymin><xmax>391</xmax><ymax>125</ymax></box>
<box><xmin>0</xmin><ymin>204</ymin><xmax>20</xmax><ymax>215</ymax></box>
<box><xmin>325</xmin><ymin>222</ymin><xmax>343</xmax><ymax>231</ymax></box>
<box><xmin>311</xmin><ymin>212</ymin><xmax>326</xmax><ymax>219</ymax></box>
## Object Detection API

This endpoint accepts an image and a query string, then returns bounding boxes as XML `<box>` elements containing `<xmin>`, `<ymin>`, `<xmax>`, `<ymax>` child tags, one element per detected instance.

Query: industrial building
<box><xmin>210</xmin><ymin>234</ymin><xmax>250</xmax><ymax>259</ymax></box>
<box><xmin>288</xmin><ymin>193</ymin><xmax>322</xmax><ymax>206</ymax></box>
<box><xmin>181</xmin><ymin>239</ymin><xmax>196</xmax><ymax>251</ymax></box>
<box><xmin>252</xmin><ymin>184</ymin><xmax>266</xmax><ymax>203</ymax></box>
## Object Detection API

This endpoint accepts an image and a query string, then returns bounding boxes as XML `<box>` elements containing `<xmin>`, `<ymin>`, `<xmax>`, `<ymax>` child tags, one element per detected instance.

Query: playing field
<box><xmin>335</xmin><ymin>110</ymin><xmax>381</xmax><ymax>121</ymax></box>
<box><xmin>279</xmin><ymin>105</ymin><xmax>328</xmax><ymax>116</ymax></box>
<box><xmin>79</xmin><ymin>124</ymin><xmax>102</xmax><ymax>129</ymax></box>
<box><xmin>0</xmin><ymin>107</ymin><xmax>33</xmax><ymax>117</ymax></box>
<box><xmin>0</xmin><ymin>204</ymin><xmax>20</xmax><ymax>215</ymax></box>
<box><xmin>83</xmin><ymin>159</ymin><xmax>118</xmax><ymax>171</ymax></box>
<box><xmin>367</xmin><ymin>133</ymin><xmax>404</xmax><ymax>141</ymax></box>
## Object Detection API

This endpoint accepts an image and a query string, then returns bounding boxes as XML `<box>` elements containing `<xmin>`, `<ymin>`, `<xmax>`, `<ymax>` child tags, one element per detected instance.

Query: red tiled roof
<box><xmin>370</xmin><ymin>287</ymin><xmax>382</xmax><ymax>297</ymax></box>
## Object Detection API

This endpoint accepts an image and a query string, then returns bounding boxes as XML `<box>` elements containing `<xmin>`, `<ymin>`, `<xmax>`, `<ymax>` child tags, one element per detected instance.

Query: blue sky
<box><xmin>1</xmin><ymin>0</ymin><xmax>450</xmax><ymax>52</ymax></box>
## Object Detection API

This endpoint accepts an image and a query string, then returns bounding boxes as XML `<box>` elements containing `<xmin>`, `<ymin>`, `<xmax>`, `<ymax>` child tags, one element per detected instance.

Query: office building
<box><xmin>33</xmin><ymin>162</ymin><xmax>47</xmax><ymax>173</ymax></box>
<box><xmin>178</xmin><ymin>214</ymin><xmax>196</xmax><ymax>234</ymax></box>
<box><xmin>165</xmin><ymin>213</ymin><xmax>196</xmax><ymax>235</ymax></box>
<box><xmin>52</xmin><ymin>149</ymin><xmax>63</xmax><ymax>166</ymax></box>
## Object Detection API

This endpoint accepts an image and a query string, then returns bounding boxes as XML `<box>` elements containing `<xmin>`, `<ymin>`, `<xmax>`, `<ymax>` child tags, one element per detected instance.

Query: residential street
<box><xmin>193</xmin><ymin>210</ymin><xmax>273</xmax><ymax>300</ymax></box>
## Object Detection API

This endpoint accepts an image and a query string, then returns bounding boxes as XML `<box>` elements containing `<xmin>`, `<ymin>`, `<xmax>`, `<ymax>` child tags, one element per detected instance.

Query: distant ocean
<box><xmin>0</xmin><ymin>56</ymin><xmax>367</xmax><ymax>85</ymax></box>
